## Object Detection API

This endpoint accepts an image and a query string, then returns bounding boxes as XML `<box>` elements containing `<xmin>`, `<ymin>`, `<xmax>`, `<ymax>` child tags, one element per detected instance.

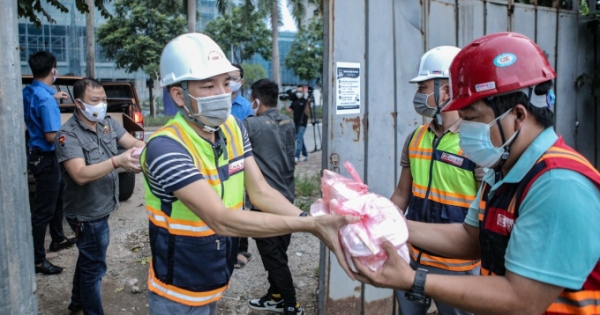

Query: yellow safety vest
<box><xmin>141</xmin><ymin>113</ymin><xmax>245</xmax><ymax>306</ymax></box>
<box><xmin>407</xmin><ymin>123</ymin><xmax>480</xmax><ymax>271</ymax></box>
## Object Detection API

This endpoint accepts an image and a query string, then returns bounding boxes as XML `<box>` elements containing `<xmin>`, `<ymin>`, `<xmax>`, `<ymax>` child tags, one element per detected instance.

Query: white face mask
<box><xmin>296</xmin><ymin>92</ymin><xmax>304</xmax><ymax>99</ymax></box>
<box><xmin>459</xmin><ymin>109</ymin><xmax>519</xmax><ymax>168</ymax></box>
<box><xmin>186</xmin><ymin>92</ymin><xmax>232</xmax><ymax>128</ymax></box>
<box><xmin>52</xmin><ymin>68</ymin><xmax>57</xmax><ymax>84</ymax></box>
<box><xmin>77</xmin><ymin>99</ymin><xmax>107</xmax><ymax>122</ymax></box>
<box><xmin>230</xmin><ymin>80</ymin><xmax>242</xmax><ymax>93</ymax></box>
<box><xmin>251</xmin><ymin>99</ymin><xmax>260</xmax><ymax>116</ymax></box>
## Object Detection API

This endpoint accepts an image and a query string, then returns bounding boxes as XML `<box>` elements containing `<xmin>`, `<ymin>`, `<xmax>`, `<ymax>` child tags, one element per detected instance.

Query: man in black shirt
<box><xmin>245</xmin><ymin>79</ymin><xmax>304</xmax><ymax>315</ymax></box>
<box><xmin>285</xmin><ymin>85</ymin><xmax>310</xmax><ymax>163</ymax></box>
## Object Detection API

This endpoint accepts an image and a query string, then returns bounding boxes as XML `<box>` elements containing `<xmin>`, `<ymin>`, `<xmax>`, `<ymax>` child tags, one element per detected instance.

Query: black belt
<box><xmin>28</xmin><ymin>150</ymin><xmax>55</xmax><ymax>156</ymax></box>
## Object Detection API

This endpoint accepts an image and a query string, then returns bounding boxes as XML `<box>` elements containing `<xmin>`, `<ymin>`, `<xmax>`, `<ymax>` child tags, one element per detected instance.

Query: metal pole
<box><xmin>85</xmin><ymin>0</ymin><xmax>96</xmax><ymax>78</ymax></box>
<box><xmin>0</xmin><ymin>0</ymin><xmax>38</xmax><ymax>314</ymax></box>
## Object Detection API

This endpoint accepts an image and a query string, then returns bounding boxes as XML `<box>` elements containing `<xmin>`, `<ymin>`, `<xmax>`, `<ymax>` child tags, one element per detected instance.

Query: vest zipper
<box><xmin>216</xmin><ymin>239</ymin><xmax>221</xmax><ymax>250</ymax></box>
<box><xmin>422</xmin><ymin>132</ymin><xmax>446</xmax><ymax>222</ymax></box>
<box><xmin>214</xmin><ymin>147</ymin><xmax>225</xmax><ymax>199</ymax></box>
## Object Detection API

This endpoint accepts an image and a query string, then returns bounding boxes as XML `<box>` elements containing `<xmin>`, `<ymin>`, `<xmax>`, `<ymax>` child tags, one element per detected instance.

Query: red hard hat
<box><xmin>443</xmin><ymin>32</ymin><xmax>556</xmax><ymax>112</ymax></box>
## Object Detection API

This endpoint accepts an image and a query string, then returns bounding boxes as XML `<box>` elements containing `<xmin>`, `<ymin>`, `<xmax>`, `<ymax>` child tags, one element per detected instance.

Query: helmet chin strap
<box><xmin>433</xmin><ymin>79</ymin><xmax>443</xmax><ymax>125</ymax></box>
<box><xmin>181</xmin><ymin>81</ymin><xmax>220</xmax><ymax>133</ymax></box>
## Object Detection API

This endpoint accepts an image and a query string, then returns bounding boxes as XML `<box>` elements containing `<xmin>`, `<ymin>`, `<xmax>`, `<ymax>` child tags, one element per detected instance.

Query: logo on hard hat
<box><xmin>475</xmin><ymin>81</ymin><xmax>496</xmax><ymax>92</ymax></box>
<box><xmin>431</xmin><ymin>70</ymin><xmax>443</xmax><ymax>75</ymax></box>
<box><xmin>493</xmin><ymin>53</ymin><xmax>517</xmax><ymax>67</ymax></box>
<box><xmin>207</xmin><ymin>51</ymin><xmax>224</xmax><ymax>61</ymax></box>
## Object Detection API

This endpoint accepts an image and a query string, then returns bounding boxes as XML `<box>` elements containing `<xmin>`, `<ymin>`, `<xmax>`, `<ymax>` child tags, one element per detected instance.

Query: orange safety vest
<box><xmin>478</xmin><ymin>137</ymin><xmax>600</xmax><ymax>314</ymax></box>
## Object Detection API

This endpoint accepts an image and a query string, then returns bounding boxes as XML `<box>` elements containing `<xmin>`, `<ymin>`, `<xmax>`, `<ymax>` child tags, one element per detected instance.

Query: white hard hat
<box><xmin>409</xmin><ymin>46</ymin><xmax>461</xmax><ymax>83</ymax></box>
<box><xmin>160</xmin><ymin>33</ymin><xmax>238</xmax><ymax>87</ymax></box>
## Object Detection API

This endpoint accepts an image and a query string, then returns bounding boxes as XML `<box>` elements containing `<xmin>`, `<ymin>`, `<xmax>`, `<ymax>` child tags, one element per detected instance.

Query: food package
<box><xmin>312</xmin><ymin>162</ymin><xmax>410</xmax><ymax>272</ymax></box>
<box><xmin>131</xmin><ymin>147</ymin><xmax>144</xmax><ymax>168</ymax></box>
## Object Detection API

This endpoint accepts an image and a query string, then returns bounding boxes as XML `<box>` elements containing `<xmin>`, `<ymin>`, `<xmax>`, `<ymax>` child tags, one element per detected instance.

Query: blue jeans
<box><xmin>67</xmin><ymin>215</ymin><xmax>110</xmax><ymax>315</ymax></box>
<box><xmin>295</xmin><ymin>126</ymin><xmax>308</xmax><ymax>158</ymax></box>
<box><xmin>28</xmin><ymin>152</ymin><xmax>66</xmax><ymax>264</ymax></box>
<box><xmin>148</xmin><ymin>291</ymin><xmax>217</xmax><ymax>315</ymax></box>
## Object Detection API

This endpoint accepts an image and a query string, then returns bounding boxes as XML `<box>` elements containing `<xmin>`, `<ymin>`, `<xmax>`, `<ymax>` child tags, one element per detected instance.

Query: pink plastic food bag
<box><xmin>313</xmin><ymin>162</ymin><xmax>410</xmax><ymax>272</ymax></box>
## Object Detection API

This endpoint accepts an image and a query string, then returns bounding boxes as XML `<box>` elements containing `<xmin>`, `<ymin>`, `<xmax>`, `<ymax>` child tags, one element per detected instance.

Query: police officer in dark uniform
<box><xmin>285</xmin><ymin>86</ymin><xmax>310</xmax><ymax>163</ymax></box>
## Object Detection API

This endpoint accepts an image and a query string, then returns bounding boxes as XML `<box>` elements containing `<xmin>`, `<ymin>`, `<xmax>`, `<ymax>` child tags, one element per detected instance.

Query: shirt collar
<box><xmin>232</xmin><ymin>93</ymin><xmax>245</xmax><ymax>106</ymax></box>
<box><xmin>31</xmin><ymin>80</ymin><xmax>56</xmax><ymax>95</ymax></box>
<box><xmin>426</xmin><ymin>117</ymin><xmax>462</xmax><ymax>134</ymax></box>
<box><xmin>483</xmin><ymin>127</ymin><xmax>558</xmax><ymax>186</ymax></box>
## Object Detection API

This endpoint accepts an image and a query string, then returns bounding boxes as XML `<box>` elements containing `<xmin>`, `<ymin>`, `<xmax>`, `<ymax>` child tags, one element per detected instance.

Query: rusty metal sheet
<box><xmin>457</xmin><ymin>0</ymin><xmax>484</xmax><ymax>47</ymax></box>
<box><xmin>574</xmin><ymin>19</ymin><xmax>597</xmax><ymax>164</ymax></box>
<box><xmin>321</xmin><ymin>0</ymin><xmax>367</xmax><ymax>313</ymax></box>
<box><xmin>427</xmin><ymin>0</ymin><xmax>457</xmax><ymax>49</ymax></box>
<box><xmin>485</xmin><ymin>1</ymin><xmax>509</xmax><ymax>34</ymax></box>
<box><xmin>511</xmin><ymin>3</ymin><xmax>535</xmax><ymax>40</ymax></box>
<box><xmin>554</xmin><ymin>11</ymin><xmax>579</xmax><ymax>147</ymax></box>
<box><xmin>394</xmin><ymin>0</ymin><xmax>427</xmax><ymax>184</ymax></box>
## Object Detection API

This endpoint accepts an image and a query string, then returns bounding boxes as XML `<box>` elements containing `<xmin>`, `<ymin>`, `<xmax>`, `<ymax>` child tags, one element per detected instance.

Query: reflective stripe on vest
<box><xmin>408</xmin><ymin>244</ymin><xmax>481</xmax><ymax>272</ymax></box>
<box><xmin>407</xmin><ymin>124</ymin><xmax>480</xmax><ymax>271</ymax></box>
<box><xmin>141</xmin><ymin>113</ymin><xmax>245</xmax><ymax>306</ymax></box>
<box><xmin>478</xmin><ymin>137</ymin><xmax>600</xmax><ymax>315</ymax></box>
<box><xmin>147</xmin><ymin>262</ymin><xmax>228</xmax><ymax>306</ymax></box>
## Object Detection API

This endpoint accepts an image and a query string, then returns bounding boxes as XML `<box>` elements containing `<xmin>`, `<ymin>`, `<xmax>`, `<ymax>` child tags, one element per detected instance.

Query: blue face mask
<box><xmin>459</xmin><ymin>109</ymin><xmax>518</xmax><ymax>168</ymax></box>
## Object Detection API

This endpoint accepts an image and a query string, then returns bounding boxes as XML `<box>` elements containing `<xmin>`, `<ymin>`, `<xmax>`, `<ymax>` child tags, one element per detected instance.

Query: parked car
<box><xmin>22</xmin><ymin>75</ymin><xmax>145</xmax><ymax>201</ymax></box>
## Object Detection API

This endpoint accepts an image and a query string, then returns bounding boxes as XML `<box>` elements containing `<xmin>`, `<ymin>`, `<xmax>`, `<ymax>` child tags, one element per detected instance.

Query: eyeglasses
<box><xmin>230</xmin><ymin>76</ymin><xmax>242</xmax><ymax>82</ymax></box>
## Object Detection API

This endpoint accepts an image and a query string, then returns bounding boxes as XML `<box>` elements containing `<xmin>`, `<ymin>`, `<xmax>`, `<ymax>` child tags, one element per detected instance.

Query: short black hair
<box><xmin>73</xmin><ymin>78</ymin><xmax>103</xmax><ymax>100</ymax></box>
<box><xmin>231</xmin><ymin>63</ymin><xmax>244</xmax><ymax>78</ymax></box>
<box><xmin>251</xmin><ymin>79</ymin><xmax>279</xmax><ymax>107</ymax></box>
<box><xmin>28</xmin><ymin>51</ymin><xmax>57</xmax><ymax>78</ymax></box>
<box><xmin>296</xmin><ymin>85</ymin><xmax>304</xmax><ymax>89</ymax></box>
<box><xmin>482</xmin><ymin>80</ymin><xmax>554</xmax><ymax>128</ymax></box>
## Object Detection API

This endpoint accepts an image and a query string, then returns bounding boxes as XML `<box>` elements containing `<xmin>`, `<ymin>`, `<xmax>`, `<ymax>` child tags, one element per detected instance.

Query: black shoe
<box><xmin>248</xmin><ymin>293</ymin><xmax>284</xmax><ymax>312</ymax></box>
<box><xmin>284</xmin><ymin>305</ymin><xmax>305</xmax><ymax>315</ymax></box>
<box><xmin>68</xmin><ymin>301</ymin><xmax>83</xmax><ymax>312</ymax></box>
<box><xmin>35</xmin><ymin>260</ymin><xmax>63</xmax><ymax>275</ymax></box>
<box><xmin>49</xmin><ymin>237</ymin><xmax>76</xmax><ymax>252</ymax></box>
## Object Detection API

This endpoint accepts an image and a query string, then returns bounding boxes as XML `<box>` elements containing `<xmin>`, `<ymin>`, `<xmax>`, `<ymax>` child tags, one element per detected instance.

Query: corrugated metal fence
<box><xmin>319</xmin><ymin>0</ymin><xmax>599</xmax><ymax>314</ymax></box>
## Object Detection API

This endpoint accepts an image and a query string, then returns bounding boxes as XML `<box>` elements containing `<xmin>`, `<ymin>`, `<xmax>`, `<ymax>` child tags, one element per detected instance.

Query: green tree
<box><xmin>203</xmin><ymin>6</ymin><xmax>272</xmax><ymax>65</ymax></box>
<box><xmin>241</xmin><ymin>63</ymin><xmax>268</xmax><ymax>91</ymax></box>
<box><xmin>97</xmin><ymin>0</ymin><xmax>186</xmax><ymax>76</ymax></box>
<box><xmin>18</xmin><ymin>0</ymin><xmax>112</xmax><ymax>27</ymax></box>
<box><xmin>284</xmin><ymin>16</ymin><xmax>323</xmax><ymax>82</ymax></box>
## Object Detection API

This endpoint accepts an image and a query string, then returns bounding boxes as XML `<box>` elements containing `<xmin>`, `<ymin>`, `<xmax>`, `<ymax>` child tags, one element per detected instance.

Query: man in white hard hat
<box><xmin>390</xmin><ymin>46</ymin><xmax>483</xmax><ymax>315</ymax></box>
<box><xmin>140</xmin><ymin>33</ymin><xmax>357</xmax><ymax>315</ymax></box>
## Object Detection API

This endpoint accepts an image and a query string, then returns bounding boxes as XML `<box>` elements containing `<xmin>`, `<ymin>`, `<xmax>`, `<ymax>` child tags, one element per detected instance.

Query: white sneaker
<box><xmin>294</xmin><ymin>157</ymin><xmax>299</xmax><ymax>163</ymax></box>
<box><xmin>299</xmin><ymin>156</ymin><xmax>308</xmax><ymax>162</ymax></box>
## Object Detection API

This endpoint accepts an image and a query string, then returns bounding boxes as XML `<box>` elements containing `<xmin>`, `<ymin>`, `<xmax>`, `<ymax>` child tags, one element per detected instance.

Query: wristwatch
<box><xmin>405</xmin><ymin>268</ymin><xmax>430</xmax><ymax>304</ymax></box>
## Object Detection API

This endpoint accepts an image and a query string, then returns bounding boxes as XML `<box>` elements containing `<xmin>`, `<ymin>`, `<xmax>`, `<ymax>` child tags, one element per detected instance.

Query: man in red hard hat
<box><xmin>353</xmin><ymin>32</ymin><xmax>600</xmax><ymax>315</ymax></box>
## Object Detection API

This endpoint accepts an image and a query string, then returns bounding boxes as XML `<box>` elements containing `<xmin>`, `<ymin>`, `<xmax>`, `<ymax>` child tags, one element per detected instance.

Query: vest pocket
<box><xmin>441</xmin><ymin>205</ymin><xmax>468</xmax><ymax>223</ymax></box>
<box><xmin>171</xmin><ymin>234</ymin><xmax>231</xmax><ymax>292</ymax></box>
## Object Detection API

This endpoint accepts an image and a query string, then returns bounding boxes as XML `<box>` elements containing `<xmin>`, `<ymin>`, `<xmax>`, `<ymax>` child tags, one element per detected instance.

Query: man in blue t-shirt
<box><xmin>230</xmin><ymin>63</ymin><xmax>253</xmax><ymax>121</ymax></box>
<box><xmin>351</xmin><ymin>33</ymin><xmax>600</xmax><ymax>314</ymax></box>
<box><xmin>23</xmin><ymin>51</ymin><xmax>75</xmax><ymax>275</ymax></box>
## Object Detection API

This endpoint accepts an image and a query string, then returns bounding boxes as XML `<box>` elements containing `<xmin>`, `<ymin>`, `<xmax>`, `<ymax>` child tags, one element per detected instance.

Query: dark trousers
<box><xmin>28</xmin><ymin>152</ymin><xmax>66</xmax><ymax>264</ymax></box>
<box><xmin>239</xmin><ymin>237</ymin><xmax>249</xmax><ymax>253</ymax></box>
<box><xmin>67</xmin><ymin>216</ymin><xmax>110</xmax><ymax>315</ymax></box>
<box><xmin>254</xmin><ymin>234</ymin><xmax>296</xmax><ymax>308</ymax></box>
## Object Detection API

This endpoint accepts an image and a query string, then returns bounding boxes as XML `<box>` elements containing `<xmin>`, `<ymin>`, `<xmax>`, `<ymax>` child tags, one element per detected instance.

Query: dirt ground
<box><xmin>35</xmin><ymin>151</ymin><xmax>324</xmax><ymax>315</ymax></box>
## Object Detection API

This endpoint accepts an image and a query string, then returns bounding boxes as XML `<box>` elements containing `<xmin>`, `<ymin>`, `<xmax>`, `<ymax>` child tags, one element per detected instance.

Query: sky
<box><xmin>280</xmin><ymin>0</ymin><xmax>298</xmax><ymax>32</ymax></box>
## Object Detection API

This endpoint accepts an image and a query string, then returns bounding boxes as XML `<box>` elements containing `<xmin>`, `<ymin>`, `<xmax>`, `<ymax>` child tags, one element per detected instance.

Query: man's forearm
<box><xmin>423</xmin><ymin>272</ymin><xmax>560</xmax><ymax>315</ymax></box>
<box><xmin>67</xmin><ymin>158</ymin><xmax>117</xmax><ymax>186</ymax></box>
<box><xmin>249</xmin><ymin>185</ymin><xmax>302</xmax><ymax>216</ymax></box>
<box><xmin>407</xmin><ymin>221</ymin><xmax>480</xmax><ymax>260</ymax></box>
<box><xmin>209</xmin><ymin>208</ymin><xmax>314</xmax><ymax>238</ymax></box>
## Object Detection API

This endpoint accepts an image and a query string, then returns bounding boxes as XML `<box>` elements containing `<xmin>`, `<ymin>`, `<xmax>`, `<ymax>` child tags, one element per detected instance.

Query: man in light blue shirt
<box><xmin>230</xmin><ymin>63</ymin><xmax>253</xmax><ymax>121</ymax></box>
<box><xmin>351</xmin><ymin>32</ymin><xmax>600</xmax><ymax>315</ymax></box>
